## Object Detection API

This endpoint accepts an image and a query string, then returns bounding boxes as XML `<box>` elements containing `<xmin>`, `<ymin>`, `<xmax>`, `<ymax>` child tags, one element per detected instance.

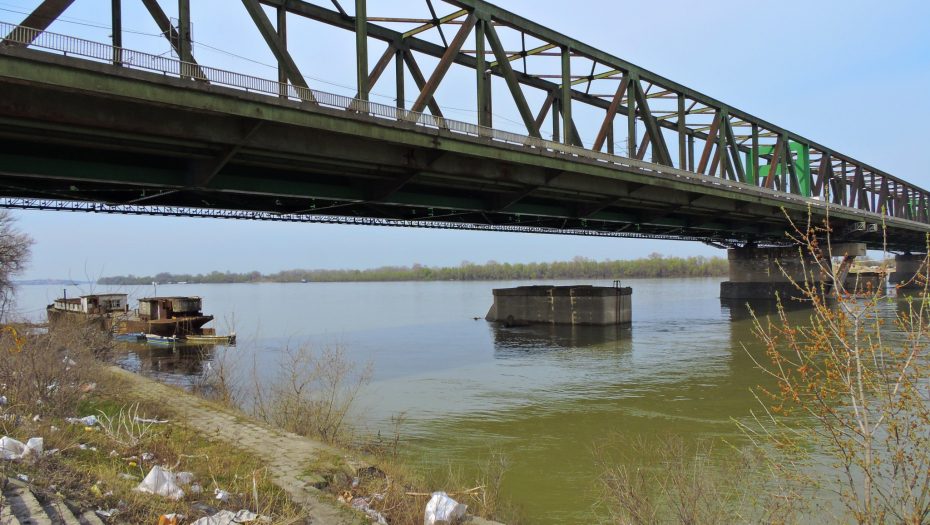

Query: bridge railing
<box><xmin>1</xmin><ymin>21</ymin><xmax>926</xmax><ymax>229</ymax></box>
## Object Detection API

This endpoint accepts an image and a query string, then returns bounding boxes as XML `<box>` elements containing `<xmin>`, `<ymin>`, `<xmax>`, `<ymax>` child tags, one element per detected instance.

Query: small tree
<box><xmin>0</xmin><ymin>211</ymin><xmax>33</xmax><ymax>321</ymax></box>
<box><xmin>740</xmin><ymin>211</ymin><xmax>930</xmax><ymax>524</ymax></box>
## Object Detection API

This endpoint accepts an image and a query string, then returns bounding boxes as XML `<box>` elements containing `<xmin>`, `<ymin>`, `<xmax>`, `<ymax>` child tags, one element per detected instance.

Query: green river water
<box><xmin>21</xmin><ymin>277</ymin><xmax>896</xmax><ymax>523</ymax></box>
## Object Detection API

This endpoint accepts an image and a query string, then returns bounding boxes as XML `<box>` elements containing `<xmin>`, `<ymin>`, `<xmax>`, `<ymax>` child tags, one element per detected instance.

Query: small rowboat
<box><xmin>144</xmin><ymin>334</ymin><xmax>179</xmax><ymax>345</ymax></box>
<box><xmin>114</xmin><ymin>333</ymin><xmax>145</xmax><ymax>342</ymax></box>
<box><xmin>185</xmin><ymin>333</ymin><xmax>237</xmax><ymax>345</ymax></box>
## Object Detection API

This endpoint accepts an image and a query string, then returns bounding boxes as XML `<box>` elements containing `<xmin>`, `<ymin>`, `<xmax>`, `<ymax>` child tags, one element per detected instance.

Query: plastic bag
<box><xmin>190</xmin><ymin>509</ymin><xmax>265</xmax><ymax>525</ymax></box>
<box><xmin>176</xmin><ymin>471</ymin><xmax>195</xmax><ymax>485</ymax></box>
<box><xmin>424</xmin><ymin>491</ymin><xmax>467</xmax><ymax>525</ymax></box>
<box><xmin>0</xmin><ymin>436</ymin><xmax>42</xmax><ymax>460</ymax></box>
<box><xmin>66</xmin><ymin>415</ymin><xmax>98</xmax><ymax>426</ymax></box>
<box><xmin>133</xmin><ymin>466</ymin><xmax>184</xmax><ymax>499</ymax></box>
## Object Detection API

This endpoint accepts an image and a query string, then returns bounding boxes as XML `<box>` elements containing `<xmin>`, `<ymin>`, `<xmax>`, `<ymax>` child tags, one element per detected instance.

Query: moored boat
<box><xmin>185</xmin><ymin>333</ymin><xmax>237</xmax><ymax>345</ymax></box>
<box><xmin>144</xmin><ymin>334</ymin><xmax>179</xmax><ymax>345</ymax></box>
<box><xmin>113</xmin><ymin>332</ymin><xmax>145</xmax><ymax>342</ymax></box>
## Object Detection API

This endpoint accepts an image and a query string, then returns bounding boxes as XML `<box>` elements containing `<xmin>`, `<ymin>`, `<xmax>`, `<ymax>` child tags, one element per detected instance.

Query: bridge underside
<box><xmin>0</xmin><ymin>47</ymin><xmax>925</xmax><ymax>251</ymax></box>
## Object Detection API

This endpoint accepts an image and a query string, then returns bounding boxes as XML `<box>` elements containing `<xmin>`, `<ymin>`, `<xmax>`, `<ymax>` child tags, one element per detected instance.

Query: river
<box><xmin>16</xmin><ymin>277</ymin><xmax>850</xmax><ymax>523</ymax></box>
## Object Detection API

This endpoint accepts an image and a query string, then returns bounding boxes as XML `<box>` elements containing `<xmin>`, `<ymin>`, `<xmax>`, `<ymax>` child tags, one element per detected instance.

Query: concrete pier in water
<box><xmin>889</xmin><ymin>253</ymin><xmax>927</xmax><ymax>290</ymax></box>
<box><xmin>720</xmin><ymin>243</ymin><xmax>867</xmax><ymax>299</ymax></box>
<box><xmin>486</xmin><ymin>285</ymin><xmax>632</xmax><ymax>326</ymax></box>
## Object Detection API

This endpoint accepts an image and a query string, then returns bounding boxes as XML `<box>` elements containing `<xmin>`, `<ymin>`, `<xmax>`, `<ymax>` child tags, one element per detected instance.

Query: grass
<box><xmin>0</xmin><ymin>320</ymin><xmax>523</xmax><ymax>524</ymax></box>
<box><xmin>0</xmin><ymin>374</ymin><xmax>308</xmax><ymax>524</ymax></box>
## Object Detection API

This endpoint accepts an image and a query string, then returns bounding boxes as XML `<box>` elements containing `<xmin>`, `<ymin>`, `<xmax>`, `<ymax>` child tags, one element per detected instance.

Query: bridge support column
<box><xmin>720</xmin><ymin>243</ymin><xmax>866</xmax><ymax>299</ymax></box>
<box><xmin>890</xmin><ymin>253</ymin><xmax>928</xmax><ymax>289</ymax></box>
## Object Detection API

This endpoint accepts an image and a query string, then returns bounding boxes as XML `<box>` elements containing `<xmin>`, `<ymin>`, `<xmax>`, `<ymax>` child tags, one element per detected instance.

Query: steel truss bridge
<box><xmin>0</xmin><ymin>0</ymin><xmax>928</xmax><ymax>252</ymax></box>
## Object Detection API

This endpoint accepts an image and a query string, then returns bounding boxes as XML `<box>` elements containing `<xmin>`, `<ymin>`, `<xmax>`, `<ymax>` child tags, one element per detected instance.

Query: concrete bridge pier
<box><xmin>890</xmin><ymin>253</ymin><xmax>929</xmax><ymax>290</ymax></box>
<box><xmin>720</xmin><ymin>243</ymin><xmax>866</xmax><ymax>299</ymax></box>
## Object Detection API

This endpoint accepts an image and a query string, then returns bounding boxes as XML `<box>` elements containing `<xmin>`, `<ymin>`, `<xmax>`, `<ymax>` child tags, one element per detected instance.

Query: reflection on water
<box><xmin>21</xmin><ymin>278</ymin><xmax>895</xmax><ymax>523</ymax></box>
<box><xmin>117</xmin><ymin>342</ymin><xmax>217</xmax><ymax>386</ymax></box>
<box><xmin>492</xmin><ymin>323</ymin><xmax>630</xmax><ymax>357</ymax></box>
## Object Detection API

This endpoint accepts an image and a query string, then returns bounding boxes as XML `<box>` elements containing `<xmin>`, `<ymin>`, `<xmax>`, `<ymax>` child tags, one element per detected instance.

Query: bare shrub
<box><xmin>739</xmin><ymin>213</ymin><xmax>930</xmax><ymax>524</ymax></box>
<box><xmin>0</xmin><ymin>210</ymin><xmax>33</xmax><ymax>321</ymax></box>
<box><xmin>593</xmin><ymin>432</ymin><xmax>765</xmax><ymax>525</ymax></box>
<box><xmin>248</xmin><ymin>340</ymin><xmax>372</xmax><ymax>444</ymax></box>
<box><xmin>194</xmin><ymin>344</ymin><xmax>245</xmax><ymax>408</ymax></box>
<box><xmin>0</xmin><ymin>319</ymin><xmax>113</xmax><ymax>417</ymax></box>
<box><xmin>96</xmin><ymin>402</ymin><xmax>162</xmax><ymax>447</ymax></box>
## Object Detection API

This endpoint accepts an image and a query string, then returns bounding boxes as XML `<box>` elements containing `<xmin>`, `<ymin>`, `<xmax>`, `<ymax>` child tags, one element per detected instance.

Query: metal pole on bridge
<box><xmin>178</xmin><ymin>0</ymin><xmax>191</xmax><ymax>78</ymax></box>
<box><xmin>111</xmin><ymin>0</ymin><xmax>121</xmax><ymax>66</ymax></box>
<box><xmin>355</xmin><ymin>0</ymin><xmax>369</xmax><ymax>103</ymax></box>
<box><xmin>561</xmin><ymin>45</ymin><xmax>572</xmax><ymax>146</ymax></box>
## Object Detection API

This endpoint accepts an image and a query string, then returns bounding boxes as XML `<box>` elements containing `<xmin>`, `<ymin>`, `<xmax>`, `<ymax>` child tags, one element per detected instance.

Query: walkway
<box><xmin>108</xmin><ymin>366</ymin><xmax>354</xmax><ymax>525</ymax></box>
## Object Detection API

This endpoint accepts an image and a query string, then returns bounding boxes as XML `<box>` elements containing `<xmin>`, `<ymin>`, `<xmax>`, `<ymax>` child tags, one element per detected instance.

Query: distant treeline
<box><xmin>97</xmin><ymin>255</ymin><xmax>727</xmax><ymax>285</ymax></box>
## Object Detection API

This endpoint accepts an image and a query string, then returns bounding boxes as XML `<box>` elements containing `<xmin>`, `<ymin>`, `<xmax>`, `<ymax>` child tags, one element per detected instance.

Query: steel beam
<box><xmin>475</xmin><ymin>20</ymin><xmax>489</xmax><ymax>127</ymax></box>
<box><xmin>178</xmin><ymin>0</ymin><xmax>191</xmax><ymax>65</ymax></box>
<box><xmin>723</xmin><ymin>117</ymin><xmax>745</xmax><ymax>183</ymax></box>
<box><xmin>411</xmin><ymin>12</ymin><xmax>476</xmax><ymax>113</ymax></box>
<box><xmin>2</xmin><ymin>0</ymin><xmax>75</xmax><ymax>43</ymax></box>
<box><xmin>355</xmin><ymin>0</ymin><xmax>369</xmax><ymax>101</ymax></box>
<box><xmin>356</xmin><ymin>43</ymin><xmax>396</xmax><ymax>99</ymax></box>
<box><xmin>111</xmin><ymin>0</ymin><xmax>122</xmax><ymax>66</ymax></box>
<box><xmin>485</xmin><ymin>21</ymin><xmax>540</xmax><ymax>137</ymax></box>
<box><xmin>633</xmin><ymin>75</ymin><xmax>672</xmax><ymax>167</ymax></box>
<box><xmin>402</xmin><ymin>51</ymin><xmax>444</xmax><ymax>117</ymax></box>
<box><xmin>276</xmin><ymin>5</ymin><xmax>287</xmax><ymax>92</ymax></box>
<box><xmin>395</xmin><ymin>49</ymin><xmax>405</xmax><ymax>110</ymax></box>
<box><xmin>241</xmin><ymin>0</ymin><xmax>310</xmax><ymax>92</ymax></box>
<box><xmin>696</xmin><ymin>111</ymin><xmax>721</xmax><ymax>175</ymax></box>
<box><xmin>593</xmin><ymin>75</ymin><xmax>630</xmax><ymax>152</ymax></box>
<box><xmin>139</xmin><ymin>0</ymin><xmax>208</xmax><ymax>80</ymax></box>
<box><xmin>627</xmin><ymin>78</ymin><xmax>636</xmax><ymax>158</ymax></box>
<box><xmin>561</xmin><ymin>45</ymin><xmax>572</xmax><ymax>145</ymax></box>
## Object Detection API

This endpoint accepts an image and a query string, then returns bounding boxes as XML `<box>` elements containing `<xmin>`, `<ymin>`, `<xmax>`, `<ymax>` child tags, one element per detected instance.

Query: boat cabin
<box><xmin>138</xmin><ymin>296</ymin><xmax>204</xmax><ymax>321</ymax></box>
<box><xmin>51</xmin><ymin>294</ymin><xmax>128</xmax><ymax>314</ymax></box>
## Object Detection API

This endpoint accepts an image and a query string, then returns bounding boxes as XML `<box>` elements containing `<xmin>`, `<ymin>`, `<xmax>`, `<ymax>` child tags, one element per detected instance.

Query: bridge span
<box><xmin>0</xmin><ymin>0</ymin><xmax>928</xmax><ymax>297</ymax></box>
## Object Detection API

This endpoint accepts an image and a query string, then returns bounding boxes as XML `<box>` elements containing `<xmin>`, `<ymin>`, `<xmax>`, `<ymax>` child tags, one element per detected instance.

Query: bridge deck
<box><xmin>0</xmin><ymin>31</ymin><xmax>926</xmax><ymax>251</ymax></box>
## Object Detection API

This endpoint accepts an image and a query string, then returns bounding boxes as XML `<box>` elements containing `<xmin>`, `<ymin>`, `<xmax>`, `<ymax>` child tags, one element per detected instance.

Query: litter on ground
<box><xmin>190</xmin><ymin>509</ymin><xmax>268</xmax><ymax>525</ymax></box>
<box><xmin>65</xmin><ymin>415</ymin><xmax>98</xmax><ymax>426</ymax></box>
<box><xmin>0</xmin><ymin>436</ymin><xmax>43</xmax><ymax>460</ymax></box>
<box><xmin>133</xmin><ymin>466</ymin><xmax>185</xmax><ymax>500</ymax></box>
<box><xmin>424</xmin><ymin>491</ymin><xmax>467</xmax><ymax>525</ymax></box>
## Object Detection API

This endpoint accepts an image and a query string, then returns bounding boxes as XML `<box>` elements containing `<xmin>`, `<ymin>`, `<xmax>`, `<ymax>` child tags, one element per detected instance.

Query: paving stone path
<box><xmin>108</xmin><ymin>366</ymin><xmax>356</xmax><ymax>525</ymax></box>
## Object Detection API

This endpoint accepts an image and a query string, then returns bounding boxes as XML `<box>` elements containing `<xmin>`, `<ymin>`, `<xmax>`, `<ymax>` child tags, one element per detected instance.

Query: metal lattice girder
<box><xmin>411</xmin><ymin>12</ymin><xmax>477</xmax><ymax>113</ymax></box>
<box><xmin>137</xmin><ymin>0</ymin><xmax>208</xmax><ymax>79</ymax></box>
<box><xmin>241</xmin><ymin>0</ymin><xmax>309</xmax><ymax>90</ymax></box>
<box><xmin>1</xmin><ymin>0</ymin><xmax>74</xmax><ymax>43</ymax></box>
<box><xmin>484</xmin><ymin>19</ymin><xmax>540</xmax><ymax>137</ymax></box>
<box><xmin>0</xmin><ymin>0</ymin><xmax>929</xmax><ymax>230</ymax></box>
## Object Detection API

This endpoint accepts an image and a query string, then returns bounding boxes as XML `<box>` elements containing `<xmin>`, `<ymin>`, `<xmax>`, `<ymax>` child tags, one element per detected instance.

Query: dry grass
<box><xmin>0</xmin><ymin>323</ymin><xmax>308</xmax><ymax>523</ymax></box>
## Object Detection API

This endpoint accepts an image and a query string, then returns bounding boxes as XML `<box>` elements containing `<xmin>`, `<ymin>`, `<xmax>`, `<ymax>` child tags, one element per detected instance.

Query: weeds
<box><xmin>95</xmin><ymin>403</ymin><xmax>162</xmax><ymax>448</ymax></box>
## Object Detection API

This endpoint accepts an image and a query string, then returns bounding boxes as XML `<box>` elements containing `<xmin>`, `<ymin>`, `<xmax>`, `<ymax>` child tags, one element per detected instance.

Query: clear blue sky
<box><xmin>3</xmin><ymin>0</ymin><xmax>928</xmax><ymax>279</ymax></box>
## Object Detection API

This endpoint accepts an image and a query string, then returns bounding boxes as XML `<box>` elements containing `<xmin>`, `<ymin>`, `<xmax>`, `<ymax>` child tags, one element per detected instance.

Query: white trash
<box><xmin>190</xmin><ymin>509</ymin><xmax>267</xmax><ymax>525</ymax></box>
<box><xmin>133</xmin><ymin>417</ymin><xmax>169</xmax><ymax>424</ymax></box>
<box><xmin>0</xmin><ymin>436</ymin><xmax>42</xmax><ymax>460</ymax></box>
<box><xmin>214</xmin><ymin>488</ymin><xmax>230</xmax><ymax>502</ymax></box>
<box><xmin>65</xmin><ymin>415</ymin><xmax>97</xmax><ymax>426</ymax></box>
<box><xmin>1</xmin><ymin>437</ymin><xmax>26</xmax><ymax>460</ymax></box>
<box><xmin>133</xmin><ymin>465</ymin><xmax>184</xmax><ymax>499</ymax></box>
<box><xmin>22</xmin><ymin>437</ymin><xmax>42</xmax><ymax>459</ymax></box>
<box><xmin>176</xmin><ymin>471</ymin><xmax>195</xmax><ymax>485</ymax></box>
<box><xmin>424</xmin><ymin>491</ymin><xmax>467</xmax><ymax>525</ymax></box>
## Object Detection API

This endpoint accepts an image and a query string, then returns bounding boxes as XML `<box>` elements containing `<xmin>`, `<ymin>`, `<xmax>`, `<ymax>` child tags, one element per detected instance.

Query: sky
<box><xmin>2</xmin><ymin>0</ymin><xmax>929</xmax><ymax>279</ymax></box>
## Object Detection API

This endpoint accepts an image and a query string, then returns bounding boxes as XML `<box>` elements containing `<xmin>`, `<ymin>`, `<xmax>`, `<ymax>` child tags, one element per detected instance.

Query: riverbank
<box><xmin>0</xmin><ymin>322</ymin><xmax>516</xmax><ymax>524</ymax></box>
<box><xmin>97</xmin><ymin>255</ymin><xmax>728</xmax><ymax>285</ymax></box>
